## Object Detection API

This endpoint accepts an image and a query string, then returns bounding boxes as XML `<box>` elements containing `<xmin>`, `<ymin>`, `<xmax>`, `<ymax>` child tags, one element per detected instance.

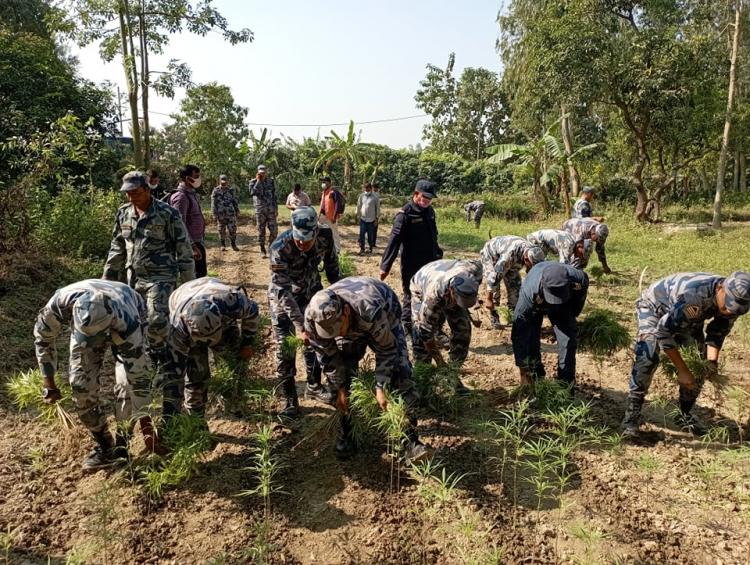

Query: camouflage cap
<box><xmin>185</xmin><ymin>301</ymin><xmax>222</xmax><ymax>337</ymax></box>
<box><xmin>526</xmin><ymin>246</ymin><xmax>546</xmax><ymax>265</ymax></box>
<box><xmin>121</xmin><ymin>171</ymin><xmax>148</xmax><ymax>192</ymax></box>
<box><xmin>582</xmin><ymin>239</ymin><xmax>594</xmax><ymax>253</ymax></box>
<box><xmin>582</xmin><ymin>186</ymin><xmax>595</xmax><ymax>194</ymax></box>
<box><xmin>308</xmin><ymin>289</ymin><xmax>344</xmax><ymax>338</ymax></box>
<box><xmin>723</xmin><ymin>271</ymin><xmax>750</xmax><ymax>316</ymax></box>
<box><xmin>451</xmin><ymin>275</ymin><xmax>479</xmax><ymax>309</ymax></box>
<box><xmin>594</xmin><ymin>224</ymin><xmax>609</xmax><ymax>241</ymax></box>
<box><xmin>72</xmin><ymin>292</ymin><xmax>113</xmax><ymax>339</ymax></box>
<box><xmin>291</xmin><ymin>206</ymin><xmax>318</xmax><ymax>242</ymax></box>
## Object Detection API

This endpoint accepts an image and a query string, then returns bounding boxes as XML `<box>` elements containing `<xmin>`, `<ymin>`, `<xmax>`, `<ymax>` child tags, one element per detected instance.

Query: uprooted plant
<box><xmin>659</xmin><ymin>345</ymin><xmax>731</xmax><ymax>400</ymax></box>
<box><xmin>6</xmin><ymin>368</ymin><xmax>76</xmax><ymax>429</ymax></box>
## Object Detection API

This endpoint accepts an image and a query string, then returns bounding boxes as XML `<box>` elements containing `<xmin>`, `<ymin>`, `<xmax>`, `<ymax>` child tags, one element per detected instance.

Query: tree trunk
<box><xmin>560</xmin><ymin>103</ymin><xmax>580</xmax><ymax>196</ymax></box>
<box><xmin>733</xmin><ymin>151</ymin><xmax>740</xmax><ymax>191</ymax></box>
<box><xmin>683</xmin><ymin>176</ymin><xmax>689</xmax><ymax>201</ymax></box>
<box><xmin>344</xmin><ymin>158</ymin><xmax>351</xmax><ymax>188</ymax></box>
<box><xmin>561</xmin><ymin>169</ymin><xmax>571</xmax><ymax>217</ymax></box>
<box><xmin>118</xmin><ymin>0</ymin><xmax>143</xmax><ymax>168</ymax></box>
<box><xmin>741</xmin><ymin>152</ymin><xmax>746</xmax><ymax>191</ymax></box>
<box><xmin>699</xmin><ymin>167</ymin><xmax>710</xmax><ymax>192</ymax></box>
<box><xmin>139</xmin><ymin>1</ymin><xmax>151</xmax><ymax>168</ymax></box>
<box><xmin>633</xmin><ymin>136</ymin><xmax>650</xmax><ymax>221</ymax></box>
<box><xmin>714</xmin><ymin>4</ymin><xmax>742</xmax><ymax>229</ymax></box>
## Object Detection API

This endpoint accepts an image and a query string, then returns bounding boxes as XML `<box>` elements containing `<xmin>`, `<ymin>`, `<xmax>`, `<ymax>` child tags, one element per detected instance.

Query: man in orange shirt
<box><xmin>318</xmin><ymin>174</ymin><xmax>345</xmax><ymax>252</ymax></box>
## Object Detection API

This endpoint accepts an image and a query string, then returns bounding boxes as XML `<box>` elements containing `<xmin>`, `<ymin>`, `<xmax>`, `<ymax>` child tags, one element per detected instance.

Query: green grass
<box><xmin>5</xmin><ymin>369</ymin><xmax>76</xmax><ymax>427</ymax></box>
<box><xmin>576</xmin><ymin>310</ymin><xmax>631</xmax><ymax>361</ymax></box>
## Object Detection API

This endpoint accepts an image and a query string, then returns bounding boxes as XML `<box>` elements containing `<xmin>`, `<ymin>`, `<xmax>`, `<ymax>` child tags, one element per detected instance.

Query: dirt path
<box><xmin>1</xmin><ymin>214</ymin><xmax>749</xmax><ymax>564</ymax></box>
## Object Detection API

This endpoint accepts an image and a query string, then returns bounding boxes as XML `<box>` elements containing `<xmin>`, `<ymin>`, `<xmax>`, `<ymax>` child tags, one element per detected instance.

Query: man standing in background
<box><xmin>572</xmin><ymin>186</ymin><xmax>604</xmax><ymax>222</ymax></box>
<box><xmin>146</xmin><ymin>168</ymin><xmax>166</xmax><ymax>201</ymax></box>
<box><xmin>248</xmin><ymin>165</ymin><xmax>278</xmax><ymax>258</ymax></box>
<box><xmin>211</xmin><ymin>174</ymin><xmax>240</xmax><ymax>252</ymax></box>
<box><xmin>355</xmin><ymin>183</ymin><xmax>380</xmax><ymax>255</ymax></box>
<box><xmin>318</xmin><ymin>174</ymin><xmax>345</xmax><ymax>252</ymax></box>
<box><xmin>170</xmin><ymin>164</ymin><xmax>207</xmax><ymax>278</ymax></box>
<box><xmin>286</xmin><ymin>183</ymin><xmax>312</xmax><ymax>212</ymax></box>
<box><xmin>372</xmin><ymin>184</ymin><xmax>381</xmax><ymax>246</ymax></box>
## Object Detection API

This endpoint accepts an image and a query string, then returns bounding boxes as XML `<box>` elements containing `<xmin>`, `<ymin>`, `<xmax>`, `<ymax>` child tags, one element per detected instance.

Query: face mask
<box><xmin>148</xmin><ymin>183</ymin><xmax>158</xmax><ymax>189</ymax></box>
<box><xmin>190</xmin><ymin>177</ymin><xmax>202</xmax><ymax>189</ymax></box>
<box><xmin>416</xmin><ymin>196</ymin><xmax>432</xmax><ymax>209</ymax></box>
<box><xmin>364</xmin><ymin>191</ymin><xmax>372</xmax><ymax>196</ymax></box>
<box><xmin>321</xmin><ymin>183</ymin><xmax>328</xmax><ymax>189</ymax></box>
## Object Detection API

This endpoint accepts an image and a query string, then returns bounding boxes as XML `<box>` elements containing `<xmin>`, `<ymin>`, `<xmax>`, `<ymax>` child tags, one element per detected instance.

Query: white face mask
<box><xmin>190</xmin><ymin>177</ymin><xmax>202</xmax><ymax>189</ymax></box>
<box><xmin>148</xmin><ymin>183</ymin><xmax>158</xmax><ymax>189</ymax></box>
<box><xmin>365</xmin><ymin>191</ymin><xmax>372</xmax><ymax>196</ymax></box>
<box><xmin>321</xmin><ymin>183</ymin><xmax>328</xmax><ymax>189</ymax></box>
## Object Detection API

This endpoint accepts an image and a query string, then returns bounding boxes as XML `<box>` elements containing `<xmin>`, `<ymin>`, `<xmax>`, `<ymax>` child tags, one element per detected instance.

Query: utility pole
<box><xmin>117</xmin><ymin>86</ymin><xmax>124</xmax><ymax>139</ymax></box>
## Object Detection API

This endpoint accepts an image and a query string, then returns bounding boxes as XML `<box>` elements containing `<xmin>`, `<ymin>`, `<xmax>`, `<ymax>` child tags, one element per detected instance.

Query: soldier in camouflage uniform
<box><xmin>104</xmin><ymin>171</ymin><xmax>196</xmax><ymax>372</ymax></box>
<box><xmin>248</xmin><ymin>165</ymin><xmax>278</xmax><ymax>258</ymax></box>
<box><xmin>526</xmin><ymin>229</ymin><xmax>592</xmax><ymax>268</ymax></box>
<box><xmin>268</xmin><ymin>207</ymin><xmax>341</xmax><ymax>418</ymax></box>
<box><xmin>305</xmin><ymin>277</ymin><xmax>435</xmax><ymax>465</ymax></box>
<box><xmin>463</xmin><ymin>200</ymin><xmax>486</xmax><ymax>228</ymax></box>
<box><xmin>211</xmin><ymin>174</ymin><xmax>240</xmax><ymax>252</ymax></box>
<box><xmin>164</xmin><ymin>278</ymin><xmax>259</xmax><ymax>417</ymax></box>
<box><xmin>511</xmin><ymin>262</ymin><xmax>589</xmax><ymax>388</ymax></box>
<box><xmin>34</xmin><ymin>280</ymin><xmax>162</xmax><ymax>471</ymax></box>
<box><xmin>562</xmin><ymin>217</ymin><xmax>611</xmax><ymax>274</ymax></box>
<box><xmin>410</xmin><ymin>259</ymin><xmax>482</xmax><ymax>394</ymax></box>
<box><xmin>621</xmin><ymin>272</ymin><xmax>750</xmax><ymax>436</ymax></box>
<box><xmin>572</xmin><ymin>186</ymin><xmax>604</xmax><ymax>222</ymax></box>
<box><xmin>480</xmin><ymin>235</ymin><xmax>546</xmax><ymax>329</ymax></box>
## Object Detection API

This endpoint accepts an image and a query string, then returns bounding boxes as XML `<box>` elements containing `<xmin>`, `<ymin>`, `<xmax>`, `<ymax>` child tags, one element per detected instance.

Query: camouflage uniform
<box><xmin>572</xmin><ymin>198</ymin><xmax>593</xmax><ymax>219</ymax></box>
<box><xmin>410</xmin><ymin>260</ymin><xmax>482</xmax><ymax>365</ymax></box>
<box><xmin>629</xmin><ymin>273</ymin><xmax>746</xmax><ymax>405</ymax></box>
<box><xmin>248</xmin><ymin>177</ymin><xmax>278</xmax><ymax>248</ymax></box>
<box><xmin>211</xmin><ymin>185</ymin><xmax>240</xmax><ymax>245</ymax></box>
<box><xmin>480</xmin><ymin>236</ymin><xmax>544</xmax><ymax>309</ymax></box>
<box><xmin>562</xmin><ymin>218</ymin><xmax>608</xmax><ymax>270</ymax></box>
<box><xmin>268</xmin><ymin>226</ymin><xmax>341</xmax><ymax>401</ymax></box>
<box><xmin>34</xmin><ymin>280</ymin><xmax>152</xmax><ymax>432</ymax></box>
<box><xmin>526</xmin><ymin>229</ymin><xmax>592</xmax><ymax>268</ymax></box>
<box><xmin>464</xmin><ymin>201</ymin><xmax>486</xmax><ymax>228</ymax></box>
<box><xmin>103</xmin><ymin>198</ymin><xmax>195</xmax><ymax>368</ymax></box>
<box><xmin>164</xmin><ymin>278</ymin><xmax>259</xmax><ymax>415</ymax></box>
<box><xmin>511</xmin><ymin>263</ymin><xmax>589</xmax><ymax>385</ymax></box>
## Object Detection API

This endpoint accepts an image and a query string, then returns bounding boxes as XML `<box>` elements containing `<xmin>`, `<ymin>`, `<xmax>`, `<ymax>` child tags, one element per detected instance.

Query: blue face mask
<box><xmin>364</xmin><ymin>191</ymin><xmax>372</xmax><ymax>196</ymax></box>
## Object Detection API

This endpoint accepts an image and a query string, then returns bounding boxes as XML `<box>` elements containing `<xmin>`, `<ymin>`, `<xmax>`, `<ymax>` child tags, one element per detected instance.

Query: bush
<box><xmin>31</xmin><ymin>185</ymin><xmax>121</xmax><ymax>259</ymax></box>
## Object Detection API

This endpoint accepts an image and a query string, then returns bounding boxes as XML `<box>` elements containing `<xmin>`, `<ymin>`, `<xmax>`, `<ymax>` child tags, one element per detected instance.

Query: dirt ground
<box><xmin>1</xmin><ymin>214</ymin><xmax>749</xmax><ymax>564</ymax></box>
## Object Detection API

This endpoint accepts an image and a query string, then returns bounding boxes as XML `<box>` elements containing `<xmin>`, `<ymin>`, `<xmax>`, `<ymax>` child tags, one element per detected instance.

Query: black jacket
<box><xmin>380</xmin><ymin>199</ymin><xmax>443</xmax><ymax>275</ymax></box>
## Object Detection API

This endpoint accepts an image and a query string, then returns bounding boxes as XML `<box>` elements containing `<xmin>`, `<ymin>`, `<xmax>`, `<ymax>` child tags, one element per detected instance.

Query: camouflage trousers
<box><xmin>467</xmin><ymin>206</ymin><xmax>485</xmax><ymax>228</ymax></box>
<box><xmin>216</xmin><ymin>215</ymin><xmax>237</xmax><ymax>242</ymax></box>
<box><xmin>134</xmin><ymin>278</ymin><xmax>175</xmax><ymax>369</ymax></box>
<box><xmin>165</xmin><ymin>324</ymin><xmax>240</xmax><ymax>415</ymax></box>
<box><xmin>67</xmin><ymin>331</ymin><xmax>152</xmax><ymax>432</ymax></box>
<box><xmin>489</xmin><ymin>269</ymin><xmax>522</xmax><ymax>310</ymax></box>
<box><xmin>255</xmin><ymin>208</ymin><xmax>278</xmax><ymax>247</ymax></box>
<box><xmin>628</xmin><ymin>299</ymin><xmax>705</xmax><ymax>404</ymax></box>
<box><xmin>412</xmin><ymin>305</ymin><xmax>472</xmax><ymax>366</ymax></box>
<box><xmin>270</xmin><ymin>301</ymin><xmax>322</xmax><ymax>398</ymax></box>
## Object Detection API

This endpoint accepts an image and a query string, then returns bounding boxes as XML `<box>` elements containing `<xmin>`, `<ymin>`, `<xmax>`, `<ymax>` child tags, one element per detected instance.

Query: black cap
<box><xmin>541</xmin><ymin>263</ymin><xmax>571</xmax><ymax>305</ymax></box>
<box><xmin>415</xmin><ymin>179</ymin><xmax>437</xmax><ymax>199</ymax></box>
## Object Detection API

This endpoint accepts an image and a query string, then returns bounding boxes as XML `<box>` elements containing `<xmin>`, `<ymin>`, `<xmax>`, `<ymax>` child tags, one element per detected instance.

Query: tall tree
<box><xmin>313</xmin><ymin>121</ymin><xmax>373</xmax><ymax>188</ymax></box>
<box><xmin>57</xmin><ymin>0</ymin><xmax>252</xmax><ymax>168</ymax></box>
<box><xmin>415</xmin><ymin>53</ymin><xmax>513</xmax><ymax>159</ymax></box>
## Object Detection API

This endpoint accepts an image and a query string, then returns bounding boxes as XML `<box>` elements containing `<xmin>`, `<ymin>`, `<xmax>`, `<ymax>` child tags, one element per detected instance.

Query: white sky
<box><xmin>71</xmin><ymin>0</ymin><xmax>504</xmax><ymax>149</ymax></box>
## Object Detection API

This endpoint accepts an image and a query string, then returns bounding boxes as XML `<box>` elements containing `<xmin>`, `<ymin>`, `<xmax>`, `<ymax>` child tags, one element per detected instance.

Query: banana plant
<box><xmin>313</xmin><ymin>120</ymin><xmax>374</xmax><ymax>188</ymax></box>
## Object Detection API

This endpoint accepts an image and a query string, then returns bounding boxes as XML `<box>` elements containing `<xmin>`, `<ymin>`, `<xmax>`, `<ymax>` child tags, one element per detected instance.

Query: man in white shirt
<box><xmin>355</xmin><ymin>183</ymin><xmax>381</xmax><ymax>255</ymax></box>
<box><xmin>286</xmin><ymin>183</ymin><xmax>312</xmax><ymax>211</ymax></box>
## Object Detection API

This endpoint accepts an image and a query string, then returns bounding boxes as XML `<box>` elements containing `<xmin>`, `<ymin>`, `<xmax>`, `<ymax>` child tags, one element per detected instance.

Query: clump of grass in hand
<box><xmin>577</xmin><ymin>310</ymin><xmax>631</xmax><ymax>362</ymax></box>
<box><xmin>280</xmin><ymin>335</ymin><xmax>304</xmax><ymax>357</ymax></box>
<box><xmin>659</xmin><ymin>345</ymin><xmax>730</xmax><ymax>395</ymax></box>
<box><xmin>496</xmin><ymin>306</ymin><xmax>514</xmax><ymax>325</ymax></box>
<box><xmin>6</xmin><ymin>369</ymin><xmax>76</xmax><ymax>428</ymax></box>
<box><xmin>412</xmin><ymin>361</ymin><xmax>466</xmax><ymax>416</ymax></box>
<box><xmin>139</xmin><ymin>413</ymin><xmax>214</xmax><ymax>500</ymax></box>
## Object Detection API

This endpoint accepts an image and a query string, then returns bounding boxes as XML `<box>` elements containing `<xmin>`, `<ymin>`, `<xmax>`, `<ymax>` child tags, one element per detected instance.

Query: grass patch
<box><xmin>280</xmin><ymin>335</ymin><xmax>304</xmax><ymax>357</ymax></box>
<box><xmin>576</xmin><ymin>309</ymin><xmax>631</xmax><ymax>362</ymax></box>
<box><xmin>412</xmin><ymin>362</ymin><xmax>468</xmax><ymax>417</ymax></box>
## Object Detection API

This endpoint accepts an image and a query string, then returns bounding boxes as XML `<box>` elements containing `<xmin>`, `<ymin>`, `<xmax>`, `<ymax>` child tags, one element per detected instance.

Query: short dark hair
<box><xmin>293</xmin><ymin>183</ymin><xmax>301</xmax><ymax>191</ymax></box>
<box><xmin>179</xmin><ymin>164</ymin><xmax>200</xmax><ymax>180</ymax></box>
<box><xmin>372</xmin><ymin>184</ymin><xmax>379</xmax><ymax>190</ymax></box>
<box><xmin>363</xmin><ymin>182</ymin><xmax>372</xmax><ymax>189</ymax></box>
<box><xmin>146</xmin><ymin>168</ymin><xmax>159</xmax><ymax>179</ymax></box>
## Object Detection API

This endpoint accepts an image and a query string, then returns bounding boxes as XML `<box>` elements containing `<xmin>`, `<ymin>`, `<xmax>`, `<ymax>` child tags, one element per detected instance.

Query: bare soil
<box><xmin>1</xmin><ymin>214</ymin><xmax>749</xmax><ymax>564</ymax></box>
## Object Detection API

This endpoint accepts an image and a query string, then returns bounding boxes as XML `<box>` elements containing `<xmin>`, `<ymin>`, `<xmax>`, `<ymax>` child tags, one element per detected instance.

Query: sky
<box><xmin>71</xmin><ymin>0</ymin><xmax>505</xmax><ymax>149</ymax></box>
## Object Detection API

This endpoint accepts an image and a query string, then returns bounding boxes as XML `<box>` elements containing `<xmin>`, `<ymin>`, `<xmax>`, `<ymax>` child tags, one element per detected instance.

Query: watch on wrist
<box><xmin>42</xmin><ymin>387</ymin><xmax>59</xmax><ymax>399</ymax></box>
<box><xmin>375</xmin><ymin>382</ymin><xmax>384</xmax><ymax>390</ymax></box>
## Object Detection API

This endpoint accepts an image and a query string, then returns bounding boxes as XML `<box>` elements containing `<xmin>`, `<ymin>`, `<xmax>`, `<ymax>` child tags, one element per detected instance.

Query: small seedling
<box><xmin>280</xmin><ymin>335</ymin><xmax>305</xmax><ymax>357</ymax></box>
<box><xmin>1</xmin><ymin>525</ymin><xmax>20</xmax><ymax>565</ymax></box>
<box><xmin>637</xmin><ymin>455</ymin><xmax>660</xmax><ymax>504</ymax></box>
<box><xmin>241</xmin><ymin>423</ymin><xmax>284</xmax><ymax>517</ymax></box>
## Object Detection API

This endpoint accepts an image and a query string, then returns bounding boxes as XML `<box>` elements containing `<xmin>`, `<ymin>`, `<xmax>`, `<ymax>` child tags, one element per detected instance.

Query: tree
<box><xmin>173</xmin><ymin>82</ymin><xmax>248</xmax><ymax>184</ymax></box>
<box><xmin>247</xmin><ymin>128</ymin><xmax>282</xmax><ymax>171</ymax></box>
<box><xmin>313</xmin><ymin>121</ymin><xmax>373</xmax><ymax>188</ymax></box>
<box><xmin>57</xmin><ymin>0</ymin><xmax>252</xmax><ymax>168</ymax></box>
<box><xmin>714</xmin><ymin>3</ymin><xmax>744</xmax><ymax>228</ymax></box>
<box><xmin>415</xmin><ymin>53</ymin><xmax>513</xmax><ymax>159</ymax></box>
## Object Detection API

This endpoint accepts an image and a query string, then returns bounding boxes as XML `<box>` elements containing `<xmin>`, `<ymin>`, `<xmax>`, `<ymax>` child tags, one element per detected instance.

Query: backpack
<box><xmin>165</xmin><ymin>187</ymin><xmax>195</xmax><ymax>215</ymax></box>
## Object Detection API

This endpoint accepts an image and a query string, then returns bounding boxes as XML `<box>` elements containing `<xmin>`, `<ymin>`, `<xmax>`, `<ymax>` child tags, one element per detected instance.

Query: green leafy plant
<box><xmin>412</xmin><ymin>361</ymin><xmax>467</xmax><ymax>416</ymax></box>
<box><xmin>1</xmin><ymin>525</ymin><xmax>19</xmax><ymax>565</ymax></box>
<box><xmin>659</xmin><ymin>345</ymin><xmax>730</xmax><ymax>397</ymax></box>
<box><xmin>411</xmin><ymin>459</ymin><xmax>467</xmax><ymax>508</ymax></box>
<box><xmin>6</xmin><ymin>369</ymin><xmax>76</xmax><ymax>428</ymax></box>
<box><xmin>241</xmin><ymin>423</ymin><xmax>284</xmax><ymax>517</ymax></box>
<box><xmin>576</xmin><ymin>310</ymin><xmax>631</xmax><ymax>365</ymax></box>
<box><xmin>280</xmin><ymin>335</ymin><xmax>305</xmax><ymax>357</ymax></box>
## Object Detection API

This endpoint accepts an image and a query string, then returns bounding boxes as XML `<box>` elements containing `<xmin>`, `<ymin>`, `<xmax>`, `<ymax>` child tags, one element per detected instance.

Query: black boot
<box><xmin>675</xmin><ymin>400</ymin><xmax>708</xmax><ymax>436</ymax></box>
<box><xmin>305</xmin><ymin>383</ymin><xmax>334</xmax><ymax>405</ymax></box>
<box><xmin>220</xmin><ymin>239</ymin><xmax>227</xmax><ymax>251</ymax></box>
<box><xmin>621</xmin><ymin>397</ymin><xmax>644</xmax><ymax>436</ymax></box>
<box><xmin>231</xmin><ymin>238</ymin><xmax>239</xmax><ymax>251</ymax></box>
<box><xmin>82</xmin><ymin>429</ymin><xmax>115</xmax><ymax>472</ymax></box>
<box><xmin>260</xmin><ymin>243</ymin><xmax>267</xmax><ymax>259</ymax></box>
<box><xmin>335</xmin><ymin>415</ymin><xmax>357</xmax><ymax>460</ymax></box>
<box><xmin>279</xmin><ymin>395</ymin><xmax>299</xmax><ymax>419</ymax></box>
<box><xmin>455</xmin><ymin>378</ymin><xmax>471</xmax><ymax>396</ymax></box>
<box><xmin>490</xmin><ymin>310</ymin><xmax>502</xmax><ymax>330</ymax></box>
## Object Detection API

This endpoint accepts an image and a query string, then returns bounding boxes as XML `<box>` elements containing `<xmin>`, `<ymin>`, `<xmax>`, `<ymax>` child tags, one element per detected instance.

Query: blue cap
<box><xmin>291</xmin><ymin>206</ymin><xmax>318</xmax><ymax>242</ymax></box>
<box><xmin>415</xmin><ymin>179</ymin><xmax>437</xmax><ymax>199</ymax></box>
<box><xmin>724</xmin><ymin>271</ymin><xmax>750</xmax><ymax>315</ymax></box>
<box><xmin>541</xmin><ymin>263</ymin><xmax>571</xmax><ymax>305</ymax></box>
<box><xmin>452</xmin><ymin>275</ymin><xmax>479</xmax><ymax>308</ymax></box>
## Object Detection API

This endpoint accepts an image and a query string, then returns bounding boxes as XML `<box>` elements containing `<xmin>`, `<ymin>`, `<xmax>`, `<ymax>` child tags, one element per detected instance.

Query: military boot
<box><xmin>82</xmin><ymin>429</ymin><xmax>115</xmax><ymax>472</ymax></box>
<box><xmin>621</xmin><ymin>397</ymin><xmax>644</xmax><ymax>436</ymax></box>
<box><xmin>335</xmin><ymin>415</ymin><xmax>357</xmax><ymax>460</ymax></box>
<box><xmin>490</xmin><ymin>309</ymin><xmax>503</xmax><ymax>330</ymax></box>
<box><xmin>455</xmin><ymin>378</ymin><xmax>471</xmax><ymax>396</ymax></box>
<box><xmin>675</xmin><ymin>400</ymin><xmax>708</xmax><ymax>436</ymax></box>
<box><xmin>305</xmin><ymin>383</ymin><xmax>334</xmax><ymax>405</ymax></box>
<box><xmin>220</xmin><ymin>239</ymin><xmax>227</xmax><ymax>252</ymax></box>
<box><xmin>230</xmin><ymin>238</ymin><xmax>239</xmax><ymax>251</ymax></box>
<box><xmin>260</xmin><ymin>242</ymin><xmax>267</xmax><ymax>259</ymax></box>
<box><xmin>404</xmin><ymin>441</ymin><xmax>435</xmax><ymax>466</ymax></box>
<box><xmin>279</xmin><ymin>395</ymin><xmax>299</xmax><ymax>419</ymax></box>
